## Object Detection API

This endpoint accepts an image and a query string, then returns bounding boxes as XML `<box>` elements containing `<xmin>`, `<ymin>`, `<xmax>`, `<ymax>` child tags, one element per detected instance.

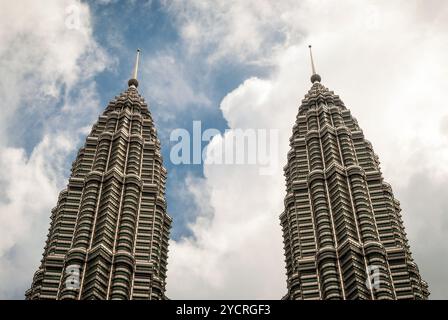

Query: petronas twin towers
<box><xmin>26</xmin><ymin>51</ymin><xmax>171</xmax><ymax>300</ymax></box>
<box><xmin>27</xmin><ymin>49</ymin><xmax>429</xmax><ymax>300</ymax></box>
<box><xmin>280</xmin><ymin>47</ymin><xmax>429</xmax><ymax>299</ymax></box>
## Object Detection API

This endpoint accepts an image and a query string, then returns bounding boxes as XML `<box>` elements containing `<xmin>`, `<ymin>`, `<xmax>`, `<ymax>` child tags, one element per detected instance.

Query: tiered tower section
<box><xmin>280</xmin><ymin>70</ymin><xmax>429</xmax><ymax>300</ymax></box>
<box><xmin>26</xmin><ymin>55</ymin><xmax>171</xmax><ymax>300</ymax></box>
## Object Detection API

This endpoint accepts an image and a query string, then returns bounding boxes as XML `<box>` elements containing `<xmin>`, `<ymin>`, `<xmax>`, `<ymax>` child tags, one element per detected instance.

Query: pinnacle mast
<box><xmin>128</xmin><ymin>49</ymin><xmax>141</xmax><ymax>88</ymax></box>
<box><xmin>308</xmin><ymin>45</ymin><xmax>321</xmax><ymax>83</ymax></box>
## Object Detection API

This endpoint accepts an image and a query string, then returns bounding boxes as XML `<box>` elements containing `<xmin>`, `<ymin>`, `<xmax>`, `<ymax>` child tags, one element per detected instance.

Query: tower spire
<box><xmin>308</xmin><ymin>45</ymin><xmax>321</xmax><ymax>83</ymax></box>
<box><xmin>128</xmin><ymin>49</ymin><xmax>141</xmax><ymax>88</ymax></box>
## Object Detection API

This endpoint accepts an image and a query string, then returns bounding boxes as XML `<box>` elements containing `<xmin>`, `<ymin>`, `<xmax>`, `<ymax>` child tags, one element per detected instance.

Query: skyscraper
<box><xmin>280</xmin><ymin>47</ymin><xmax>429</xmax><ymax>300</ymax></box>
<box><xmin>26</xmin><ymin>51</ymin><xmax>172</xmax><ymax>300</ymax></box>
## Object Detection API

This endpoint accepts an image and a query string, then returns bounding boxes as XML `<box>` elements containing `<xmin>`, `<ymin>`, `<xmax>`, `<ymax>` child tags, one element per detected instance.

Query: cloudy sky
<box><xmin>0</xmin><ymin>0</ymin><xmax>447</xmax><ymax>299</ymax></box>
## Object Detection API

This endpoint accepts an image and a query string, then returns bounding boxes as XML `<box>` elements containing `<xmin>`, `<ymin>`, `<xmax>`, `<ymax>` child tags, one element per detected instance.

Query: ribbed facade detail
<box><xmin>280</xmin><ymin>81</ymin><xmax>429</xmax><ymax>300</ymax></box>
<box><xmin>26</xmin><ymin>85</ymin><xmax>171</xmax><ymax>300</ymax></box>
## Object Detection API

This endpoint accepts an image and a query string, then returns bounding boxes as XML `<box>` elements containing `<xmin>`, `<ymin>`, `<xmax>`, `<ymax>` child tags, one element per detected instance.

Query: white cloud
<box><xmin>164</xmin><ymin>0</ymin><xmax>302</xmax><ymax>64</ymax></box>
<box><xmin>168</xmin><ymin>166</ymin><xmax>286</xmax><ymax>299</ymax></box>
<box><xmin>0</xmin><ymin>0</ymin><xmax>107</xmax><ymax>144</ymax></box>
<box><xmin>141</xmin><ymin>52</ymin><xmax>211</xmax><ymax>122</ymax></box>
<box><xmin>167</xmin><ymin>0</ymin><xmax>448</xmax><ymax>299</ymax></box>
<box><xmin>0</xmin><ymin>0</ymin><xmax>107</xmax><ymax>299</ymax></box>
<box><xmin>167</xmin><ymin>46</ymin><xmax>304</xmax><ymax>299</ymax></box>
<box><xmin>0</xmin><ymin>135</ymin><xmax>76</xmax><ymax>298</ymax></box>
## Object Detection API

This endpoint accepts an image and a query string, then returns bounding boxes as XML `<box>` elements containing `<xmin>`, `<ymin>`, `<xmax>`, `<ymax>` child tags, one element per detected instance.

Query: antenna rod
<box><xmin>128</xmin><ymin>49</ymin><xmax>141</xmax><ymax>88</ymax></box>
<box><xmin>308</xmin><ymin>45</ymin><xmax>316</xmax><ymax>75</ymax></box>
<box><xmin>308</xmin><ymin>45</ymin><xmax>321</xmax><ymax>83</ymax></box>
<box><xmin>132</xmin><ymin>49</ymin><xmax>141</xmax><ymax>80</ymax></box>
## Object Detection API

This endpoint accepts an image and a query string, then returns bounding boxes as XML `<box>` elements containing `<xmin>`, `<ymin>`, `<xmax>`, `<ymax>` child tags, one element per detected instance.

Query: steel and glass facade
<box><xmin>26</xmin><ymin>81</ymin><xmax>171</xmax><ymax>300</ymax></box>
<box><xmin>280</xmin><ymin>77</ymin><xmax>429</xmax><ymax>300</ymax></box>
